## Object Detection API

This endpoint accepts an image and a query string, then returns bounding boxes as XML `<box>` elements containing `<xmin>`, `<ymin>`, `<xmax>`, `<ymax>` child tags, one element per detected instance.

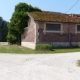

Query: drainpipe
<box><xmin>68</xmin><ymin>23</ymin><xmax>72</xmax><ymax>47</ymax></box>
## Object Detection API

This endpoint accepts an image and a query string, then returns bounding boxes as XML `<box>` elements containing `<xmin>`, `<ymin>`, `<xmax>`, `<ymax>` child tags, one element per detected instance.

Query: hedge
<box><xmin>35</xmin><ymin>44</ymin><xmax>53</xmax><ymax>51</ymax></box>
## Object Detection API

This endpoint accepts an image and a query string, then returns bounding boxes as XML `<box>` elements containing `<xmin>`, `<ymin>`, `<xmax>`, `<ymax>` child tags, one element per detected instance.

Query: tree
<box><xmin>15</xmin><ymin>3</ymin><xmax>41</xmax><ymax>12</ymax></box>
<box><xmin>0</xmin><ymin>17</ymin><xmax>8</xmax><ymax>42</ymax></box>
<box><xmin>8</xmin><ymin>11</ymin><xmax>28</xmax><ymax>34</ymax></box>
<box><xmin>7</xmin><ymin>2</ymin><xmax>41</xmax><ymax>44</ymax></box>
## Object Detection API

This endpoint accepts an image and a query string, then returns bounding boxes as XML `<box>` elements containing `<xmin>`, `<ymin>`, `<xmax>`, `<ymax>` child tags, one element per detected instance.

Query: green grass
<box><xmin>52</xmin><ymin>47</ymin><xmax>80</xmax><ymax>53</ymax></box>
<box><xmin>0</xmin><ymin>45</ymin><xmax>80</xmax><ymax>54</ymax></box>
<box><xmin>77</xmin><ymin>60</ymin><xmax>80</xmax><ymax>67</ymax></box>
<box><xmin>0</xmin><ymin>45</ymin><xmax>34</xmax><ymax>54</ymax></box>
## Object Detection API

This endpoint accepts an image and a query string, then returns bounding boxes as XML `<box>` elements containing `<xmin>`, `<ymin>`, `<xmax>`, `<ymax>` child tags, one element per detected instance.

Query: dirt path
<box><xmin>0</xmin><ymin>52</ymin><xmax>80</xmax><ymax>80</ymax></box>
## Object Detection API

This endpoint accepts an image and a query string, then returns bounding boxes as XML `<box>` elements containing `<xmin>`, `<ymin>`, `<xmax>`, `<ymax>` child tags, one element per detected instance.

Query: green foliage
<box><xmin>7</xmin><ymin>33</ymin><xmax>17</xmax><ymax>44</ymax></box>
<box><xmin>15</xmin><ymin>3</ymin><xmax>41</xmax><ymax>12</ymax></box>
<box><xmin>33</xmin><ymin>7</ymin><xmax>42</xmax><ymax>11</ymax></box>
<box><xmin>35</xmin><ymin>44</ymin><xmax>53</xmax><ymax>51</ymax></box>
<box><xmin>77</xmin><ymin>60</ymin><xmax>80</xmax><ymax>67</ymax></box>
<box><xmin>7</xmin><ymin>30</ymin><xmax>21</xmax><ymax>44</ymax></box>
<box><xmin>0</xmin><ymin>17</ymin><xmax>8</xmax><ymax>42</ymax></box>
<box><xmin>15</xmin><ymin>2</ymin><xmax>30</xmax><ymax>12</ymax></box>
<box><xmin>8</xmin><ymin>12</ymin><xmax>28</xmax><ymax>33</ymax></box>
<box><xmin>7</xmin><ymin>2</ymin><xmax>41</xmax><ymax>44</ymax></box>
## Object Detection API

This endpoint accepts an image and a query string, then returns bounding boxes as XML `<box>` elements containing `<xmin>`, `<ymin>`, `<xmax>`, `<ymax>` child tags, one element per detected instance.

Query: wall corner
<box><xmin>35</xmin><ymin>21</ymin><xmax>39</xmax><ymax>43</ymax></box>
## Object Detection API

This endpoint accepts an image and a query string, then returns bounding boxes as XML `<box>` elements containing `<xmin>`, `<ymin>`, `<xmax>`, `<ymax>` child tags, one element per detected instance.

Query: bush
<box><xmin>35</xmin><ymin>44</ymin><xmax>53</xmax><ymax>51</ymax></box>
<box><xmin>77</xmin><ymin>60</ymin><xmax>80</xmax><ymax>67</ymax></box>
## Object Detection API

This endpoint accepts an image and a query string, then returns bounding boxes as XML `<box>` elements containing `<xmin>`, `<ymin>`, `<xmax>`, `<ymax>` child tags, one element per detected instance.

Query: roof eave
<box><xmin>34</xmin><ymin>20</ymin><xmax>80</xmax><ymax>24</ymax></box>
<box><xmin>27</xmin><ymin>12</ymin><xmax>35</xmax><ymax>21</ymax></box>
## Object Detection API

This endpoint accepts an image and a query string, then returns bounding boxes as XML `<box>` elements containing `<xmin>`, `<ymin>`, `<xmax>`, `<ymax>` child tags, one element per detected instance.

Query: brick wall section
<box><xmin>22</xmin><ymin>18</ymin><xmax>35</xmax><ymax>42</ymax></box>
<box><xmin>63</xmin><ymin>23</ymin><xmax>76</xmax><ymax>34</ymax></box>
<box><xmin>72</xmin><ymin>34</ymin><xmax>80</xmax><ymax>42</ymax></box>
<box><xmin>38</xmin><ymin>21</ymin><xmax>80</xmax><ymax>42</ymax></box>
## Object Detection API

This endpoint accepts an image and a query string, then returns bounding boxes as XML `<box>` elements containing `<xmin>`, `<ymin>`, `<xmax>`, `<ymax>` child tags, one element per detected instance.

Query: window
<box><xmin>44</xmin><ymin>23</ymin><xmax>63</xmax><ymax>33</ymax></box>
<box><xmin>77</xmin><ymin>25</ymin><xmax>80</xmax><ymax>31</ymax></box>
<box><xmin>46</xmin><ymin>24</ymin><xmax>61</xmax><ymax>31</ymax></box>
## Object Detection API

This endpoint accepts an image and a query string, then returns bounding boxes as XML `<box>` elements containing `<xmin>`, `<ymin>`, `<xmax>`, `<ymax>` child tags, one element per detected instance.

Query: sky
<box><xmin>0</xmin><ymin>0</ymin><xmax>80</xmax><ymax>21</ymax></box>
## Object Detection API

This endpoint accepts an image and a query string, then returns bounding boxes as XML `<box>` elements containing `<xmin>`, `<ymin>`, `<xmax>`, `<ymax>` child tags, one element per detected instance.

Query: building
<box><xmin>21</xmin><ymin>11</ymin><xmax>80</xmax><ymax>49</ymax></box>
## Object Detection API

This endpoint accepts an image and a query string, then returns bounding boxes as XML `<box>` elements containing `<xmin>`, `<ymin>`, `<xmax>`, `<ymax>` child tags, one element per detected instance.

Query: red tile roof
<box><xmin>28</xmin><ymin>11</ymin><xmax>80</xmax><ymax>23</ymax></box>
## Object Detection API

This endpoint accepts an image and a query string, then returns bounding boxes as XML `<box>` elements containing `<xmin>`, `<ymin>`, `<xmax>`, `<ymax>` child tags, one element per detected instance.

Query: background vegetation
<box><xmin>0</xmin><ymin>17</ymin><xmax>8</xmax><ymax>42</ymax></box>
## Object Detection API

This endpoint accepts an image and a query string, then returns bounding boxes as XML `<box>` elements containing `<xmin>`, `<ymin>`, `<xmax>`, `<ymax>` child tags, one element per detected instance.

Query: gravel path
<box><xmin>0</xmin><ymin>52</ymin><xmax>80</xmax><ymax>80</ymax></box>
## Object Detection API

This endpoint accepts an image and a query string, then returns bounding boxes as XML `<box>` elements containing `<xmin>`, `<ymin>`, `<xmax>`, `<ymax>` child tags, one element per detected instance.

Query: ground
<box><xmin>0</xmin><ymin>52</ymin><xmax>80</xmax><ymax>80</ymax></box>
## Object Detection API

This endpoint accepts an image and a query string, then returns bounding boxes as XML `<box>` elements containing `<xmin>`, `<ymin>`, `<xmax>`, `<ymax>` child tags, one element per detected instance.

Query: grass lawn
<box><xmin>0</xmin><ymin>45</ymin><xmax>80</xmax><ymax>54</ymax></box>
<box><xmin>0</xmin><ymin>45</ymin><xmax>34</xmax><ymax>54</ymax></box>
<box><xmin>53</xmin><ymin>47</ymin><xmax>80</xmax><ymax>53</ymax></box>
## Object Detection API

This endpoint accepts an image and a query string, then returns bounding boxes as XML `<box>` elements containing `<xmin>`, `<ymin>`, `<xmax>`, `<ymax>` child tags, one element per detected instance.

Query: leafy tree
<box><xmin>8</xmin><ymin>11</ymin><xmax>28</xmax><ymax>33</ymax></box>
<box><xmin>15</xmin><ymin>3</ymin><xmax>41</xmax><ymax>12</ymax></box>
<box><xmin>7</xmin><ymin>2</ymin><xmax>41</xmax><ymax>44</ymax></box>
<box><xmin>0</xmin><ymin>17</ymin><xmax>8</xmax><ymax>42</ymax></box>
<box><xmin>15</xmin><ymin>3</ymin><xmax>30</xmax><ymax>12</ymax></box>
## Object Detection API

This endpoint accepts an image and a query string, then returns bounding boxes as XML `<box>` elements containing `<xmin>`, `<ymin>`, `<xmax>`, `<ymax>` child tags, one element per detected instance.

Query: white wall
<box><xmin>21</xmin><ymin>42</ymin><xmax>36</xmax><ymax>49</ymax></box>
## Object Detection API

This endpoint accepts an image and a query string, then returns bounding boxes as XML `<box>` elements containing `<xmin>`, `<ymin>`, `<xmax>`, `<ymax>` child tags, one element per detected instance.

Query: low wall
<box><xmin>21</xmin><ymin>42</ymin><xmax>78</xmax><ymax>49</ymax></box>
<box><xmin>51</xmin><ymin>42</ymin><xmax>78</xmax><ymax>47</ymax></box>
<box><xmin>21</xmin><ymin>42</ymin><xmax>36</xmax><ymax>49</ymax></box>
<box><xmin>0</xmin><ymin>42</ymin><xmax>8</xmax><ymax>45</ymax></box>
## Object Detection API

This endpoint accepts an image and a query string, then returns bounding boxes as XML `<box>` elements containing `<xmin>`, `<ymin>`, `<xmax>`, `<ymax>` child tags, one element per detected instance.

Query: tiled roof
<box><xmin>28</xmin><ymin>11</ymin><xmax>80</xmax><ymax>23</ymax></box>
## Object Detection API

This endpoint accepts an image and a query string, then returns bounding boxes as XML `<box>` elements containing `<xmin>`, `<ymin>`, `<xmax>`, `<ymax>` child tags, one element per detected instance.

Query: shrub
<box><xmin>77</xmin><ymin>60</ymin><xmax>80</xmax><ymax>67</ymax></box>
<box><xmin>35</xmin><ymin>44</ymin><xmax>53</xmax><ymax>51</ymax></box>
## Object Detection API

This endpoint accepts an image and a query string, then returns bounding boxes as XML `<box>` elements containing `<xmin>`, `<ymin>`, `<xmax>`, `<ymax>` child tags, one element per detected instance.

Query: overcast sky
<box><xmin>0</xmin><ymin>0</ymin><xmax>80</xmax><ymax>21</ymax></box>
